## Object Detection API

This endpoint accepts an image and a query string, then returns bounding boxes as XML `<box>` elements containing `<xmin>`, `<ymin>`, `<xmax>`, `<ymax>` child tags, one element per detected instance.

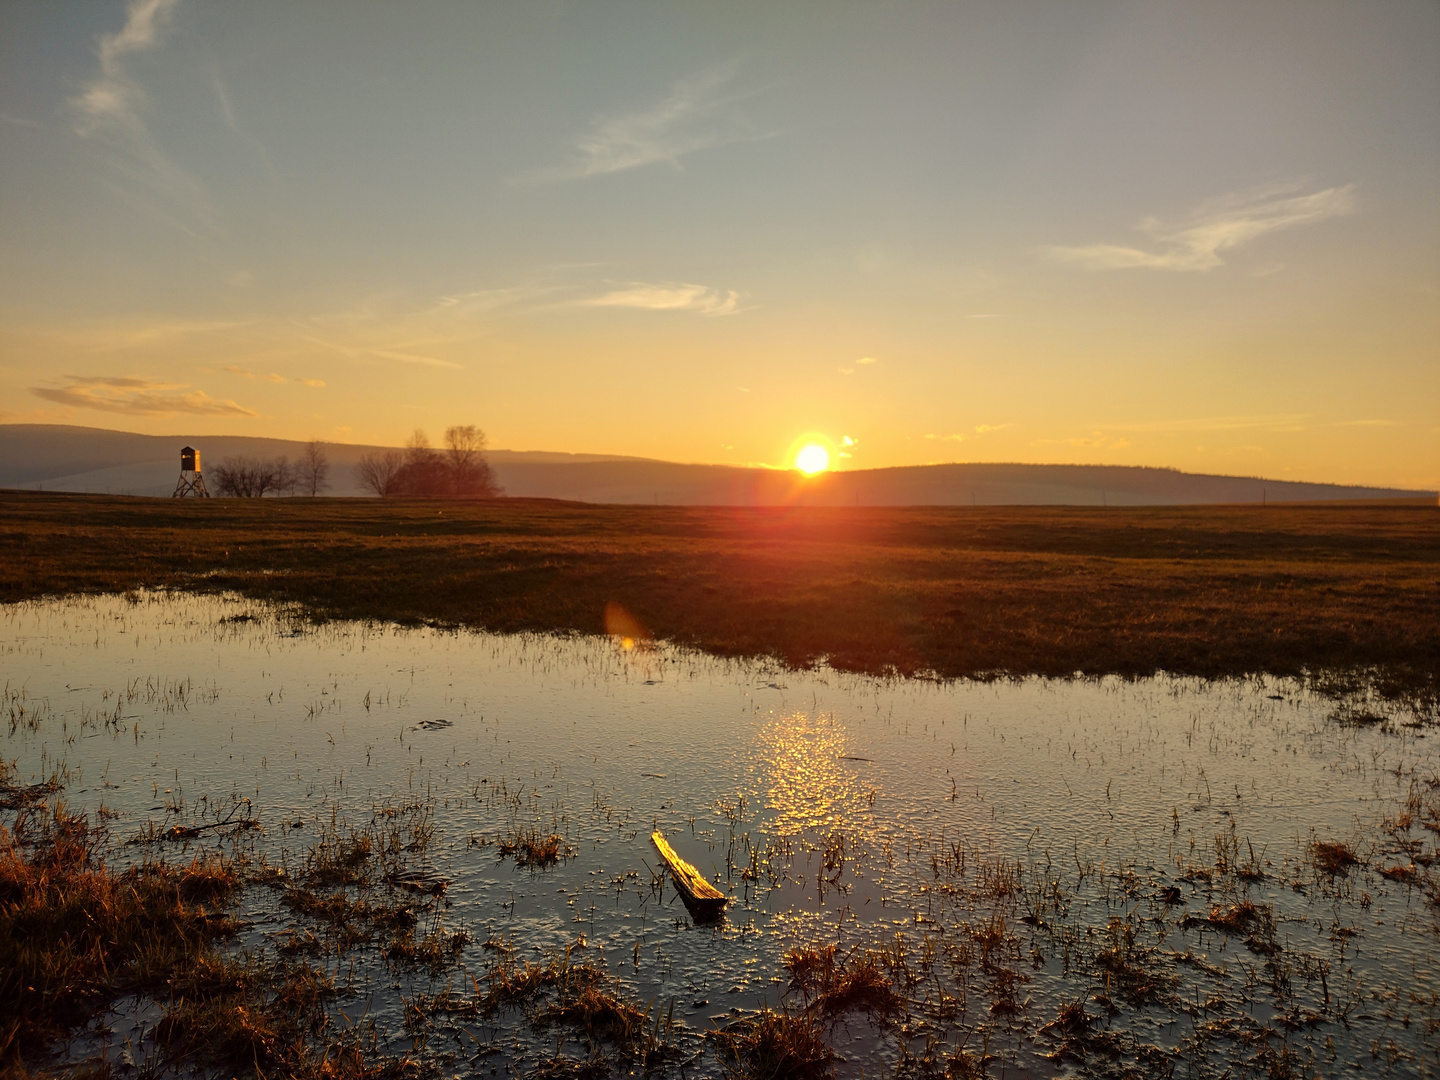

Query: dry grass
<box><xmin>1312</xmin><ymin>841</ymin><xmax>1360</xmax><ymax>876</ymax></box>
<box><xmin>1</xmin><ymin>493</ymin><xmax>1435</xmax><ymax>703</ymax></box>
<box><xmin>0</xmin><ymin>802</ymin><xmax>240</xmax><ymax>1063</ymax></box>
<box><xmin>708</xmin><ymin>1008</ymin><xmax>835</xmax><ymax>1080</ymax></box>
<box><xmin>0</xmin><ymin>785</ymin><xmax>422</xmax><ymax>1075</ymax></box>
<box><xmin>409</xmin><ymin>948</ymin><xmax>676</xmax><ymax>1067</ymax></box>
<box><xmin>499</xmin><ymin>827</ymin><xmax>565</xmax><ymax>868</ymax></box>
<box><xmin>783</xmin><ymin>944</ymin><xmax>903</xmax><ymax>1019</ymax></box>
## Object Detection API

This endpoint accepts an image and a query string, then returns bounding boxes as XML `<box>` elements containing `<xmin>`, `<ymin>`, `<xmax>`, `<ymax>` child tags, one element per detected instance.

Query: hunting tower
<box><xmin>172</xmin><ymin>445</ymin><xmax>210</xmax><ymax>498</ymax></box>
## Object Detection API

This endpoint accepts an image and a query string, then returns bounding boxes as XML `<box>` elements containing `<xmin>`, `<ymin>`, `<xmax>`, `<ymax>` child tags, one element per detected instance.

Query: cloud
<box><xmin>75</xmin><ymin>0</ymin><xmax>178</xmax><ymax>128</ymax></box>
<box><xmin>0</xmin><ymin>111</ymin><xmax>43</xmax><ymax>129</ymax></box>
<box><xmin>581</xmin><ymin>282</ymin><xmax>739</xmax><ymax>316</ymax></box>
<box><xmin>72</xmin><ymin>0</ymin><xmax>211</xmax><ymax>234</ymax></box>
<box><xmin>31</xmin><ymin>375</ymin><xmax>256</xmax><ymax>417</ymax></box>
<box><xmin>1337</xmin><ymin>419</ymin><xmax>1400</xmax><ymax>428</ymax></box>
<box><xmin>856</xmin><ymin>356</ymin><xmax>877</xmax><ymax>365</ymax></box>
<box><xmin>1043</xmin><ymin>183</ymin><xmax>1356</xmax><ymax>272</ymax></box>
<box><xmin>302</xmin><ymin>336</ymin><xmax>463</xmax><ymax>370</ymax></box>
<box><xmin>925</xmin><ymin>423</ymin><xmax>1009</xmax><ymax>443</ymax></box>
<box><xmin>521</xmin><ymin>61</ymin><xmax>770</xmax><ymax>182</ymax></box>
<box><xmin>221</xmin><ymin>365</ymin><xmax>325</xmax><ymax>387</ymax></box>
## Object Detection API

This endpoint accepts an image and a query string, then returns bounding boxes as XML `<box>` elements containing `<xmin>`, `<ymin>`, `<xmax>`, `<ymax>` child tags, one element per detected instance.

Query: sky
<box><xmin>0</xmin><ymin>1</ymin><xmax>1436</xmax><ymax>488</ymax></box>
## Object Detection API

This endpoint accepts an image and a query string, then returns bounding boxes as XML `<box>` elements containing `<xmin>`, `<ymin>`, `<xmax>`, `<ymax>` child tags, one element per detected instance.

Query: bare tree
<box><xmin>273</xmin><ymin>455</ymin><xmax>298</xmax><ymax>495</ymax></box>
<box><xmin>212</xmin><ymin>456</ymin><xmax>291</xmax><ymax>497</ymax></box>
<box><xmin>298</xmin><ymin>439</ymin><xmax>330</xmax><ymax>496</ymax></box>
<box><xmin>444</xmin><ymin>424</ymin><xmax>500</xmax><ymax>497</ymax></box>
<box><xmin>389</xmin><ymin>428</ymin><xmax>448</xmax><ymax>495</ymax></box>
<box><xmin>359</xmin><ymin>425</ymin><xmax>500</xmax><ymax>498</ymax></box>
<box><xmin>355</xmin><ymin>450</ymin><xmax>405</xmax><ymax>496</ymax></box>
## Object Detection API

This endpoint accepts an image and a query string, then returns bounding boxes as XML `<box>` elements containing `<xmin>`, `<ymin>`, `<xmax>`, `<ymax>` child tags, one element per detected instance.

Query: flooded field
<box><xmin>3</xmin><ymin>591</ymin><xmax>1438</xmax><ymax>1079</ymax></box>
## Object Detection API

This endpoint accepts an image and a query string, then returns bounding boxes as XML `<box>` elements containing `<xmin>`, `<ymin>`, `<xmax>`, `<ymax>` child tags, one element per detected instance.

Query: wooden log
<box><xmin>651</xmin><ymin>831</ymin><xmax>727</xmax><ymax>921</ymax></box>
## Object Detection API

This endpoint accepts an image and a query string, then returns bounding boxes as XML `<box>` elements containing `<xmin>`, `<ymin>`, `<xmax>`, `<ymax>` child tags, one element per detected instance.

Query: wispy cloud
<box><xmin>925</xmin><ymin>423</ymin><xmax>1010</xmax><ymax>443</ymax></box>
<box><xmin>72</xmin><ymin>0</ymin><xmax>211</xmax><ymax>234</ymax></box>
<box><xmin>1043</xmin><ymin>183</ymin><xmax>1356</xmax><ymax>272</ymax></box>
<box><xmin>303</xmin><ymin>336</ymin><xmax>463</xmax><ymax>370</ymax></box>
<box><xmin>32</xmin><ymin>375</ymin><xmax>256</xmax><ymax>417</ymax></box>
<box><xmin>221</xmin><ymin>365</ymin><xmax>325</xmax><ymax>387</ymax></box>
<box><xmin>1337</xmin><ymin>419</ymin><xmax>1401</xmax><ymax>428</ymax></box>
<box><xmin>521</xmin><ymin>61</ymin><xmax>769</xmax><ymax>183</ymax></box>
<box><xmin>75</xmin><ymin>0</ymin><xmax>178</xmax><ymax>129</ymax></box>
<box><xmin>0</xmin><ymin>110</ymin><xmax>43</xmax><ymax>130</ymax></box>
<box><xmin>580</xmin><ymin>282</ymin><xmax>739</xmax><ymax>316</ymax></box>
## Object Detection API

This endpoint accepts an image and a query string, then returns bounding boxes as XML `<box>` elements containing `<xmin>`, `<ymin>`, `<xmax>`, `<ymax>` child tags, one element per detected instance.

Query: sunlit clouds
<box><xmin>522</xmin><ymin>61</ymin><xmax>768</xmax><ymax>183</ymax></box>
<box><xmin>0</xmin><ymin>5</ymin><xmax>1434</xmax><ymax>488</ymax></box>
<box><xmin>220</xmin><ymin>366</ymin><xmax>324</xmax><ymax>388</ymax></box>
<box><xmin>580</xmin><ymin>282</ymin><xmax>740</xmax><ymax>316</ymax></box>
<box><xmin>70</xmin><ymin>0</ymin><xmax>211</xmax><ymax>235</ymax></box>
<box><xmin>73</xmin><ymin>0</ymin><xmax>179</xmax><ymax>132</ymax></box>
<box><xmin>1044</xmin><ymin>183</ymin><xmax>1357</xmax><ymax>272</ymax></box>
<box><xmin>925</xmin><ymin>424</ymin><xmax>1010</xmax><ymax>444</ymax></box>
<box><xmin>31</xmin><ymin>375</ymin><xmax>256</xmax><ymax>417</ymax></box>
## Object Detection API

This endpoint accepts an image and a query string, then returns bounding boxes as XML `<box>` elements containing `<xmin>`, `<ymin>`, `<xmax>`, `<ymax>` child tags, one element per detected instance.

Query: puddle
<box><xmin>2</xmin><ymin>591</ymin><xmax>1437</xmax><ymax>1077</ymax></box>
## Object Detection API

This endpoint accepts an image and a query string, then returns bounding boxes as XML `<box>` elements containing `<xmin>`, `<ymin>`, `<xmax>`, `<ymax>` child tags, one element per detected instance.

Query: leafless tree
<box><xmin>361</xmin><ymin>425</ymin><xmax>501</xmax><ymax>498</ymax></box>
<box><xmin>354</xmin><ymin>450</ymin><xmax>405</xmax><ymax>496</ymax></box>
<box><xmin>388</xmin><ymin>428</ymin><xmax>449</xmax><ymax>495</ymax></box>
<box><xmin>297</xmin><ymin>439</ymin><xmax>330</xmax><ymax>496</ymax></box>
<box><xmin>273</xmin><ymin>455</ymin><xmax>298</xmax><ymax>495</ymax></box>
<box><xmin>212</xmin><ymin>456</ymin><xmax>292</xmax><ymax>497</ymax></box>
<box><xmin>444</xmin><ymin>424</ymin><xmax>500</xmax><ymax>497</ymax></box>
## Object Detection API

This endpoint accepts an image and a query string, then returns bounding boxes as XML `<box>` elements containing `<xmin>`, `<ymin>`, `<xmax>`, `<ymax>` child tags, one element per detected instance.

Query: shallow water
<box><xmin>3</xmin><ymin>591</ymin><xmax>1437</xmax><ymax>1078</ymax></box>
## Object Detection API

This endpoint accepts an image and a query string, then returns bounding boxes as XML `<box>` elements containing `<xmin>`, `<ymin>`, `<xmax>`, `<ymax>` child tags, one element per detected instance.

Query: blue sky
<box><xmin>1</xmin><ymin>1</ymin><xmax>1436</xmax><ymax>486</ymax></box>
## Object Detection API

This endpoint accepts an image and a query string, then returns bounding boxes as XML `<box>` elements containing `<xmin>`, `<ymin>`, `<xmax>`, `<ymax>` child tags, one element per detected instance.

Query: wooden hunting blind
<box><xmin>172</xmin><ymin>445</ymin><xmax>210</xmax><ymax>498</ymax></box>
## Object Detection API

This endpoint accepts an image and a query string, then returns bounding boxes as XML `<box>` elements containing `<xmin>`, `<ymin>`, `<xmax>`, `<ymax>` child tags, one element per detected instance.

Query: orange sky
<box><xmin>1</xmin><ymin>2</ymin><xmax>1436</xmax><ymax>488</ymax></box>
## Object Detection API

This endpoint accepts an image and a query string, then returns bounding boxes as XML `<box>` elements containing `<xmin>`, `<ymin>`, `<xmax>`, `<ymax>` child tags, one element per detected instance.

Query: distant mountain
<box><xmin>1</xmin><ymin>424</ymin><xmax>1433</xmax><ymax>506</ymax></box>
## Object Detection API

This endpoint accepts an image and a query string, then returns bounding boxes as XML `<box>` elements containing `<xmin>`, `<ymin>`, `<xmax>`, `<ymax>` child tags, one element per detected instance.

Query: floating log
<box><xmin>651</xmin><ymin>831</ymin><xmax>727</xmax><ymax>921</ymax></box>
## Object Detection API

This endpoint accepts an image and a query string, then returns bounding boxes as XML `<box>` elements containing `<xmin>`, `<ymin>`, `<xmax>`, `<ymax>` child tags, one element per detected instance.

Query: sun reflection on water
<box><xmin>755</xmin><ymin>710</ymin><xmax>872</xmax><ymax>836</ymax></box>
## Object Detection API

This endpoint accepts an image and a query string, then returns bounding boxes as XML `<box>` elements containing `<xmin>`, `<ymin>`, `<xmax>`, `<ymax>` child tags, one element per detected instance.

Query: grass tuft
<box><xmin>708</xmin><ymin>1008</ymin><xmax>834</xmax><ymax>1080</ymax></box>
<box><xmin>1312</xmin><ymin>841</ymin><xmax>1360</xmax><ymax>875</ymax></box>
<box><xmin>0</xmin><ymin>802</ymin><xmax>240</xmax><ymax>1062</ymax></box>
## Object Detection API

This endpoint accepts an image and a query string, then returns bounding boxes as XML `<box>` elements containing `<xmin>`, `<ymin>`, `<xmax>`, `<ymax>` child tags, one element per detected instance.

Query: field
<box><xmin>4</xmin><ymin>493</ymin><xmax>1440</xmax><ymax>1077</ymax></box>
<box><xmin>2</xmin><ymin>490</ymin><xmax>1436</xmax><ymax>706</ymax></box>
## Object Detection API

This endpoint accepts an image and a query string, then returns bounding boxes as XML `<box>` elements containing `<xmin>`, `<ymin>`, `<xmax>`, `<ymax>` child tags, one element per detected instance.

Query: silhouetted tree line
<box><xmin>355</xmin><ymin>426</ymin><xmax>500</xmax><ymax>498</ymax></box>
<box><xmin>213</xmin><ymin>440</ymin><xmax>329</xmax><ymax>498</ymax></box>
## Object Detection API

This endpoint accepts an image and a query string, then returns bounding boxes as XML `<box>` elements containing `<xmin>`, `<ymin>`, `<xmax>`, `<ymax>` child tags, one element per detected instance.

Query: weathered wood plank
<box><xmin>651</xmin><ymin>831</ymin><xmax>727</xmax><ymax>920</ymax></box>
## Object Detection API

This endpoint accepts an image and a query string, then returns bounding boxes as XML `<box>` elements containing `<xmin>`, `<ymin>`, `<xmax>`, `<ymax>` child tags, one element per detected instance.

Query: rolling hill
<box><xmin>1</xmin><ymin>424</ymin><xmax>1432</xmax><ymax>506</ymax></box>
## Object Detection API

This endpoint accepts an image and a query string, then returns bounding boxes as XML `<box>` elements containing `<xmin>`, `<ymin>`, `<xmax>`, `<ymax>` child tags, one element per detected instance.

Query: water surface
<box><xmin>3</xmin><ymin>591</ymin><xmax>1436</xmax><ymax>1078</ymax></box>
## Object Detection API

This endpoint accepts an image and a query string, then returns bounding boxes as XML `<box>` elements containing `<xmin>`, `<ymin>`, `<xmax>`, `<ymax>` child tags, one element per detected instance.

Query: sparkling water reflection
<box><xmin>2</xmin><ymin>591</ymin><xmax>1436</xmax><ymax>1078</ymax></box>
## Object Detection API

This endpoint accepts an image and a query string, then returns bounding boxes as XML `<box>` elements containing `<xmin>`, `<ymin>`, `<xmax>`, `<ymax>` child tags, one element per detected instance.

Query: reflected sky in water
<box><xmin>3</xmin><ymin>591</ymin><xmax>1436</xmax><ymax>1078</ymax></box>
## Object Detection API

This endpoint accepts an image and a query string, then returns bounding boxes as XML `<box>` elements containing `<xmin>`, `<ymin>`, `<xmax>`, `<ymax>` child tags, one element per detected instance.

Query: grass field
<box><xmin>1</xmin><ymin>490</ymin><xmax>1436</xmax><ymax>706</ymax></box>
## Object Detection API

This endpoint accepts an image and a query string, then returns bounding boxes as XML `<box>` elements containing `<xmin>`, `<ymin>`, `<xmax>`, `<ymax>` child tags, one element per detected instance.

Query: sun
<box><xmin>794</xmin><ymin>443</ymin><xmax>830</xmax><ymax>475</ymax></box>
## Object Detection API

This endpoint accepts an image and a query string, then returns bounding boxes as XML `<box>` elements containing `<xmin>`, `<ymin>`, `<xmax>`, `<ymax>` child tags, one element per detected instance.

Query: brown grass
<box><xmin>0</xmin><ymin>493</ymin><xmax>1436</xmax><ymax>703</ymax></box>
<box><xmin>783</xmin><ymin>945</ymin><xmax>903</xmax><ymax>1018</ymax></box>
<box><xmin>1312</xmin><ymin>840</ymin><xmax>1360</xmax><ymax>875</ymax></box>
<box><xmin>0</xmin><ymin>802</ymin><xmax>240</xmax><ymax>1064</ymax></box>
<box><xmin>499</xmin><ymin>828</ymin><xmax>565</xmax><ymax>868</ymax></box>
<box><xmin>708</xmin><ymin>1008</ymin><xmax>835</xmax><ymax>1080</ymax></box>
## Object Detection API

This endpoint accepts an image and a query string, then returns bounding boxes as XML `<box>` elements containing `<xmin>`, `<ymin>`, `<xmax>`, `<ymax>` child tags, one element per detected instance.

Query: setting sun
<box><xmin>795</xmin><ymin>443</ymin><xmax>830</xmax><ymax>475</ymax></box>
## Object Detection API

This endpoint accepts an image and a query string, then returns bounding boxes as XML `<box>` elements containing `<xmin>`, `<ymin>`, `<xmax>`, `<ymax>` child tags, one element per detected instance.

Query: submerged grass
<box><xmin>0</xmin><ymin>800</ymin><xmax>240</xmax><ymax>1063</ymax></box>
<box><xmin>1</xmin><ymin>493</ymin><xmax>1435</xmax><ymax>705</ymax></box>
<box><xmin>0</xmin><ymin>776</ymin><xmax>423</xmax><ymax>1076</ymax></box>
<box><xmin>708</xmin><ymin>1009</ymin><xmax>834</xmax><ymax>1080</ymax></box>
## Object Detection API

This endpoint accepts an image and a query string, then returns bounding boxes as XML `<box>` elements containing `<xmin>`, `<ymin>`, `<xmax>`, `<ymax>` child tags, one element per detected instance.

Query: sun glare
<box><xmin>795</xmin><ymin>443</ymin><xmax>830</xmax><ymax>475</ymax></box>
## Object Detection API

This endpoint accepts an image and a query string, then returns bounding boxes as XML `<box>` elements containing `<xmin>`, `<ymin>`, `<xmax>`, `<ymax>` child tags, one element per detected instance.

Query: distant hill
<box><xmin>1</xmin><ymin>424</ymin><xmax>1433</xmax><ymax>506</ymax></box>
